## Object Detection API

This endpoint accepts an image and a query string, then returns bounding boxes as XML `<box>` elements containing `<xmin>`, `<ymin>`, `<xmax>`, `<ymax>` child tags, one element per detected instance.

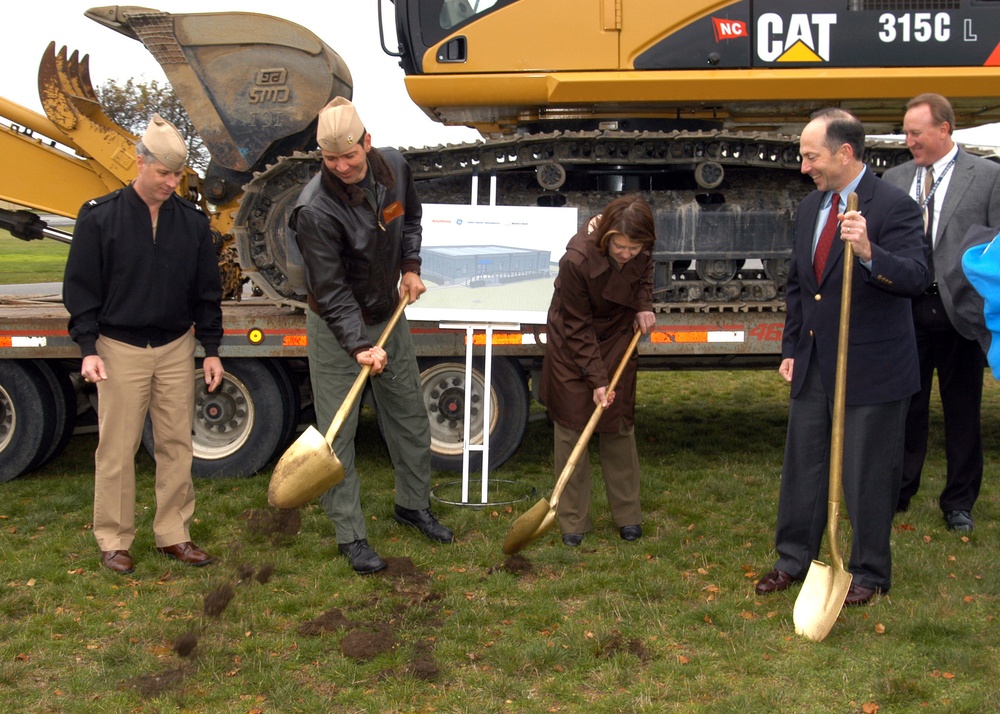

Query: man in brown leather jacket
<box><xmin>290</xmin><ymin>98</ymin><xmax>452</xmax><ymax>574</ymax></box>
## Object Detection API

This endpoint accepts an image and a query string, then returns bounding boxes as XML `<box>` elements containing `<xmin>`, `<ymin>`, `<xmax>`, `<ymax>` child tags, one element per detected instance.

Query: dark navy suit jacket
<box><xmin>782</xmin><ymin>168</ymin><xmax>930</xmax><ymax>405</ymax></box>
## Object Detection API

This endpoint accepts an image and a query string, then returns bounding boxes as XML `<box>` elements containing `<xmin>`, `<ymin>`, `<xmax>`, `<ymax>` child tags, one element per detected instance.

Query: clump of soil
<box><xmin>203</xmin><ymin>583</ymin><xmax>235</xmax><ymax>617</ymax></box>
<box><xmin>298</xmin><ymin>608</ymin><xmax>353</xmax><ymax>636</ymax></box>
<box><xmin>241</xmin><ymin>507</ymin><xmax>301</xmax><ymax>539</ymax></box>
<box><xmin>340</xmin><ymin>624</ymin><xmax>395</xmax><ymax>661</ymax></box>
<box><xmin>408</xmin><ymin>641</ymin><xmax>440</xmax><ymax>681</ymax></box>
<box><xmin>123</xmin><ymin>666</ymin><xmax>185</xmax><ymax>699</ymax></box>
<box><xmin>489</xmin><ymin>554</ymin><xmax>533</xmax><ymax>576</ymax></box>
<box><xmin>598</xmin><ymin>629</ymin><xmax>649</xmax><ymax>662</ymax></box>
<box><xmin>378</xmin><ymin>557</ymin><xmax>430</xmax><ymax>584</ymax></box>
<box><xmin>254</xmin><ymin>563</ymin><xmax>275</xmax><ymax>584</ymax></box>
<box><xmin>235</xmin><ymin>562</ymin><xmax>255</xmax><ymax>582</ymax></box>
<box><xmin>173</xmin><ymin>630</ymin><xmax>198</xmax><ymax>658</ymax></box>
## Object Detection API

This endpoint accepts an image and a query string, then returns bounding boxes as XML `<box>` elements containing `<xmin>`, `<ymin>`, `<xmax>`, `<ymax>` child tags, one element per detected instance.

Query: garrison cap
<box><xmin>142</xmin><ymin>113</ymin><xmax>187</xmax><ymax>171</ymax></box>
<box><xmin>317</xmin><ymin>97</ymin><xmax>366</xmax><ymax>154</ymax></box>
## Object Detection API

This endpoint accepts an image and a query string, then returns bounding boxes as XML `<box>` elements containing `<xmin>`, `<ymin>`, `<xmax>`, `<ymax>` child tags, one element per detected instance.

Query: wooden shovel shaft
<box><xmin>323</xmin><ymin>295</ymin><xmax>410</xmax><ymax>445</ymax></box>
<box><xmin>827</xmin><ymin>191</ymin><xmax>858</xmax><ymax>571</ymax></box>
<box><xmin>548</xmin><ymin>329</ymin><xmax>642</xmax><ymax>511</ymax></box>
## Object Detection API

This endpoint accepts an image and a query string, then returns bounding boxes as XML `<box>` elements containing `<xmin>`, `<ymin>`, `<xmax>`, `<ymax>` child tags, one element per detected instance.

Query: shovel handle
<box><xmin>322</xmin><ymin>294</ymin><xmax>410</xmax><ymax>445</ymax></box>
<box><xmin>827</xmin><ymin>191</ymin><xmax>858</xmax><ymax>569</ymax></box>
<box><xmin>549</xmin><ymin>328</ymin><xmax>643</xmax><ymax>511</ymax></box>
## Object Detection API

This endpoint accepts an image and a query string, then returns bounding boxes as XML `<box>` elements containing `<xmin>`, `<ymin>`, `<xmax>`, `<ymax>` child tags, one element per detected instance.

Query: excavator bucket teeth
<box><xmin>38</xmin><ymin>44</ymin><xmax>80</xmax><ymax>132</ymax></box>
<box><xmin>37</xmin><ymin>42</ymin><xmax>139</xmax><ymax>185</ymax></box>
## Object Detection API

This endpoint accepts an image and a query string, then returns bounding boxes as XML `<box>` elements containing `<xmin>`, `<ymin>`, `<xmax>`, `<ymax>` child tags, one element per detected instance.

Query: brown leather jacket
<box><xmin>290</xmin><ymin>147</ymin><xmax>422</xmax><ymax>355</ymax></box>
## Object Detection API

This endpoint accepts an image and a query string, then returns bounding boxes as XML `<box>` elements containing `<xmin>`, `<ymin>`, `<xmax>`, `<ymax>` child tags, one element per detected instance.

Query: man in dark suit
<box><xmin>883</xmin><ymin>93</ymin><xmax>1000</xmax><ymax>532</ymax></box>
<box><xmin>755</xmin><ymin>109</ymin><xmax>929</xmax><ymax>606</ymax></box>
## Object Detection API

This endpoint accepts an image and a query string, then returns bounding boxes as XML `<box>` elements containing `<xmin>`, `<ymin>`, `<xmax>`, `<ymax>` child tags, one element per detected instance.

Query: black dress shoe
<box><xmin>619</xmin><ymin>525</ymin><xmax>642</xmax><ymax>541</ymax></box>
<box><xmin>895</xmin><ymin>498</ymin><xmax>910</xmax><ymax>514</ymax></box>
<box><xmin>844</xmin><ymin>583</ymin><xmax>878</xmax><ymax>606</ymax></box>
<box><xmin>944</xmin><ymin>510</ymin><xmax>974</xmax><ymax>532</ymax></box>
<box><xmin>393</xmin><ymin>505</ymin><xmax>454</xmax><ymax>543</ymax></box>
<box><xmin>562</xmin><ymin>533</ymin><xmax>583</xmax><ymax>547</ymax></box>
<box><xmin>338</xmin><ymin>539</ymin><xmax>387</xmax><ymax>575</ymax></box>
<box><xmin>754</xmin><ymin>569</ymin><xmax>795</xmax><ymax>595</ymax></box>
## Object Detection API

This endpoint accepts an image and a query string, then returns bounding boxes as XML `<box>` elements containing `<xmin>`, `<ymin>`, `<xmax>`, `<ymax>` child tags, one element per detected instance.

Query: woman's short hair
<box><xmin>595</xmin><ymin>195</ymin><xmax>656</xmax><ymax>254</ymax></box>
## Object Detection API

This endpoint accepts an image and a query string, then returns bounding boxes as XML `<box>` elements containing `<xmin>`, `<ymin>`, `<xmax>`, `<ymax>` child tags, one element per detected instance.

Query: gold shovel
<box><xmin>792</xmin><ymin>192</ymin><xmax>859</xmax><ymax>642</ymax></box>
<box><xmin>503</xmin><ymin>328</ymin><xmax>642</xmax><ymax>554</ymax></box>
<box><xmin>268</xmin><ymin>295</ymin><xmax>409</xmax><ymax>510</ymax></box>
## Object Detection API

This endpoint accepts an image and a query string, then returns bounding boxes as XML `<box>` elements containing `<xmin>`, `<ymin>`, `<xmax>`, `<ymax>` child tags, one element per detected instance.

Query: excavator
<box><xmin>5</xmin><ymin>1</ymin><xmax>1000</xmax><ymax>307</ymax></box>
<box><xmin>237</xmin><ymin>0</ymin><xmax>1000</xmax><ymax>306</ymax></box>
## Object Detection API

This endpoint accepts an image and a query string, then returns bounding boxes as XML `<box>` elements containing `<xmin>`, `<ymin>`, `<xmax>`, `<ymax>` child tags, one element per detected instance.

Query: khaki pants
<box><xmin>554</xmin><ymin>419</ymin><xmax>642</xmax><ymax>534</ymax></box>
<box><xmin>92</xmin><ymin>333</ymin><xmax>196</xmax><ymax>550</ymax></box>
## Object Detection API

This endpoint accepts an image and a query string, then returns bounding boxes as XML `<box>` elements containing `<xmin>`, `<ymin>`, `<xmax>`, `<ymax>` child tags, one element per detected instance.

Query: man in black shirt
<box><xmin>64</xmin><ymin>114</ymin><xmax>224</xmax><ymax>574</ymax></box>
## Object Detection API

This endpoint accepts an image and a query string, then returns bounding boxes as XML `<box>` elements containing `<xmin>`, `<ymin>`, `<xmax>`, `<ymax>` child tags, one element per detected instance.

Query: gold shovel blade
<box><xmin>792</xmin><ymin>560</ymin><xmax>854</xmax><ymax>642</ymax></box>
<box><xmin>267</xmin><ymin>425</ymin><xmax>345</xmax><ymax>509</ymax></box>
<box><xmin>502</xmin><ymin>498</ymin><xmax>554</xmax><ymax>554</ymax></box>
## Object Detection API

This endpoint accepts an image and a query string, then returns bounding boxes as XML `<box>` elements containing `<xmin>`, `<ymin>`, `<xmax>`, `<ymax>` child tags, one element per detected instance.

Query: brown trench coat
<box><xmin>539</xmin><ymin>220</ymin><xmax>654</xmax><ymax>433</ymax></box>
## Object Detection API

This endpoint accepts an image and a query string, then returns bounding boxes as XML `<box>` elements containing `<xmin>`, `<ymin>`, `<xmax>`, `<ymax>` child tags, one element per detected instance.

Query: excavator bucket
<box><xmin>84</xmin><ymin>5</ymin><xmax>352</xmax><ymax>203</ymax></box>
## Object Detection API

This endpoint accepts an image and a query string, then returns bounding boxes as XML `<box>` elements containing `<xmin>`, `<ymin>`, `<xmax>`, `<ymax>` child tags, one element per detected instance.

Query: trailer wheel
<box><xmin>416</xmin><ymin>357</ymin><xmax>529</xmax><ymax>472</ymax></box>
<box><xmin>142</xmin><ymin>358</ymin><xmax>286</xmax><ymax>479</ymax></box>
<box><xmin>263</xmin><ymin>358</ymin><xmax>301</xmax><ymax>460</ymax></box>
<box><xmin>0</xmin><ymin>361</ymin><xmax>58</xmax><ymax>483</ymax></box>
<box><xmin>29</xmin><ymin>361</ymin><xmax>78</xmax><ymax>471</ymax></box>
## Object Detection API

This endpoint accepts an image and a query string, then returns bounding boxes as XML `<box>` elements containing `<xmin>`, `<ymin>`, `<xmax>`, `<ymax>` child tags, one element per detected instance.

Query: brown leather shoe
<box><xmin>101</xmin><ymin>550</ymin><xmax>134</xmax><ymax>574</ymax></box>
<box><xmin>844</xmin><ymin>583</ymin><xmax>877</xmax><ymax>607</ymax></box>
<box><xmin>157</xmin><ymin>541</ymin><xmax>214</xmax><ymax>567</ymax></box>
<box><xmin>754</xmin><ymin>569</ymin><xmax>794</xmax><ymax>595</ymax></box>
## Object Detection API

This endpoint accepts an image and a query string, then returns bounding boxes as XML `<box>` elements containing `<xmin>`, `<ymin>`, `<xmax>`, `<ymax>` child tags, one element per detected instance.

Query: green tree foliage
<box><xmin>96</xmin><ymin>78</ymin><xmax>209</xmax><ymax>173</ymax></box>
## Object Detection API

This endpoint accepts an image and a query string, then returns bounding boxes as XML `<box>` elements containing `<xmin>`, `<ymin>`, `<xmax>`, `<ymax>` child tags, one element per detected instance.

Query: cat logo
<box><xmin>756</xmin><ymin>12</ymin><xmax>837</xmax><ymax>62</ymax></box>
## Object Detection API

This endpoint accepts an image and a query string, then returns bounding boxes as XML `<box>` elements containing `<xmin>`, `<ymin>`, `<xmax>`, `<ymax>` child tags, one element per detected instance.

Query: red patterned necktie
<box><xmin>813</xmin><ymin>192</ymin><xmax>840</xmax><ymax>282</ymax></box>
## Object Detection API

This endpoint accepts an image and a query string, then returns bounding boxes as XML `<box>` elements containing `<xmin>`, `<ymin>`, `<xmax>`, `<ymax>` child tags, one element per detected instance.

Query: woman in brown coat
<box><xmin>539</xmin><ymin>195</ymin><xmax>656</xmax><ymax>546</ymax></box>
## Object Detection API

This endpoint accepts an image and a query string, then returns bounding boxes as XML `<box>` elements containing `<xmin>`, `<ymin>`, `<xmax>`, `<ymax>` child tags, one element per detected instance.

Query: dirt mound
<box><xmin>298</xmin><ymin>608</ymin><xmax>354</xmax><ymax>635</ymax></box>
<box><xmin>598</xmin><ymin>629</ymin><xmax>649</xmax><ymax>662</ymax></box>
<box><xmin>489</xmin><ymin>554</ymin><xmax>534</xmax><ymax>575</ymax></box>
<box><xmin>378</xmin><ymin>556</ymin><xmax>430</xmax><ymax>584</ymax></box>
<box><xmin>122</xmin><ymin>666</ymin><xmax>185</xmax><ymax>699</ymax></box>
<box><xmin>340</xmin><ymin>624</ymin><xmax>395</xmax><ymax>661</ymax></box>
<box><xmin>408</xmin><ymin>641</ymin><xmax>440</xmax><ymax>681</ymax></box>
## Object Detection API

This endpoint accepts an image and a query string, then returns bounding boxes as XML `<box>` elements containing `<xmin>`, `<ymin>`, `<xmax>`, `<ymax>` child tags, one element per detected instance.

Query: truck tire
<box><xmin>141</xmin><ymin>358</ymin><xmax>287</xmax><ymax>479</ymax></box>
<box><xmin>29</xmin><ymin>361</ymin><xmax>78</xmax><ymax>471</ymax></box>
<box><xmin>416</xmin><ymin>357</ymin><xmax>529</xmax><ymax>472</ymax></box>
<box><xmin>263</xmin><ymin>358</ymin><xmax>301</xmax><ymax>458</ymax></box>
<box><xmin>0</xmin><ymin>360</ymin><xmax>58</xmax><ymax>483</ymax></box>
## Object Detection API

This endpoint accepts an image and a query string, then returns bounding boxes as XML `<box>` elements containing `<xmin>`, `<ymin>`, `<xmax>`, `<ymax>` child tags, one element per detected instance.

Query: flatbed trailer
<box><xmin>0</xmin><ymin>291</ymin><xmax>783</xmax><ymax>483</ymax></box>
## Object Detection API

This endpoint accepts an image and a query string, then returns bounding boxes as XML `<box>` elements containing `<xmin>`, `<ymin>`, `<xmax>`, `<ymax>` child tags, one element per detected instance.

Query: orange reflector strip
<box><xmin>652</xmin><ymin>331</ymin><xmax>709</xmax><ymax>343</ymax></box>
<box><xmin>283</xmin><ymin>335</ymin><xmax>308</xmax><ymax>347</ymax></box>
<box><xmin>0</xmin><ymin>337</ymin><xmax>11</xmax><ymax>348</ymax></box>
<box><xmin>469</xmin><ymin>332</ymin><xmax>524</xmax><ymax>346</ymax></box>
<box><xmin>650</xmin><ymin>329</ymin><xmax>744</xmax><ymax>344</ymax></box>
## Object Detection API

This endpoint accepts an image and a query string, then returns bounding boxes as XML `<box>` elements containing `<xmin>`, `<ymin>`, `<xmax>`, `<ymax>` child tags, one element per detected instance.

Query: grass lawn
<box><xmin>0</xmin><ymin>228</ymin><xmax>71</xmax><ymax>284</ymax></box>
<box><xmin>1</xmin><ymin>369</ymin><xmax>996</xmax><ymax>713</ymax></box>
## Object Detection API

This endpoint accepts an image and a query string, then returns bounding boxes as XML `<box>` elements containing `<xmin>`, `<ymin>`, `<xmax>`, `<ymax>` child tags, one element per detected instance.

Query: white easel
<box><xmin>437</xmin><ymin>320</ymin><xmax>519</xmax><ymax>503</ymax></box>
